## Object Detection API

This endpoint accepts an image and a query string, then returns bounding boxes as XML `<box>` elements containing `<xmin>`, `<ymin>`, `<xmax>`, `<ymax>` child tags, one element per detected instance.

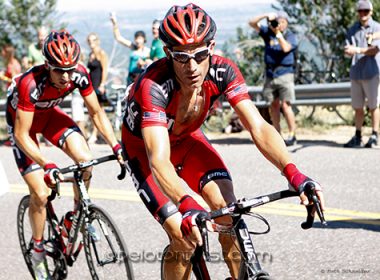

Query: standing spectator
<box><xmin>0</xmin><ymin>44</ymin><xmax>21</xmax><ymax>87</ymax></box>
<box><xmin>344</xmin><ymin>0</ymin><xmax>380</xmax><ymax>148</ymax></box>
<box><xmin>28</xmin><ymin>26</ymin><xmax>48</xmax><ymax>66</ymax></box>
<box><xmin>150</xmin><ymin>19</ymin><xmax>166</xmax><ymax>61</ymax></box>
<box><xmin>110</xmin><ymin>13</ymin><xmax>150</xmax><ymax>85</ymax></box>
<box><xmin>249</xmin><ymin>11</ymin><xmax>298</xmax><ymax>146</ymax></box>
<box><xmin>21</xmin><ymin>56</ymin><xmax>32</xmax><ymax>72</ymax></box>
<box><xmin>87</xmin><ymin>32</ymin><xmax>109</xmax><ymax>144</ymax></box>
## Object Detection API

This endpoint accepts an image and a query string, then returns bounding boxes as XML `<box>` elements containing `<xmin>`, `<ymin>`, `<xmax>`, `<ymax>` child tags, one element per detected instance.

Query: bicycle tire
<box><xmin>83</xmin><ymin>204</ymin><xmax>134</xmax><ymax>280</ymax></box>
<box><xmin>17</xmin><ymin>195</ymin><xmax>67</xmax><ymax>279</ymax></box>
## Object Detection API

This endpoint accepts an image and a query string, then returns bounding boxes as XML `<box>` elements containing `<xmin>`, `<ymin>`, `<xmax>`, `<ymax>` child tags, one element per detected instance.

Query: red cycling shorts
<box><xmin>6</xmin><ymin>106</ymin><xmax>81</xmax><ymax>175</ymax></box>
<box><xmin>122</xmin><ymin>128</ymin><xmax>231</xmax><ymax>224</ymax></box>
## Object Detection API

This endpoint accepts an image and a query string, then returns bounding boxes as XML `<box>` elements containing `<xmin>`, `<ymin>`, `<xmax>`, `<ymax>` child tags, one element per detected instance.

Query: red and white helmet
<box><xmin>42</xmin><ymin>30</ymin><xmax>80</xmax><ymax>69</ymax></box>
<box><xmin>159</xmin><ymin>3</ymin><xmax>217</xmax><ymax>48</ymax></box>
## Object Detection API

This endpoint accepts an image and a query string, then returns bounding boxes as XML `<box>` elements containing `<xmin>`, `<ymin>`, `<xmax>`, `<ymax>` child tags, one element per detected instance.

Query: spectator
<box><xmin>249</xmin><ymin>11</ymin><xmax>298</xmax><ymax>146</ymax></box>
<box><xmin>0</xmin><ymin>44</ymin><xmax>21</xmax><ymax>87</ymax></box>
<box><xmin>87</xmin><ymin>32</ymin><xmax>109</xmax><ymax>144</ymax></box>
<box><xmin>28</xmin><ymin>26</ymin><xmax>48</xmax><ymax>66</ymax></box>
<box><xmin>21</xmin><ymin>56</ymin><xmax>32</xmax><ymax>72</ymax></box>
<box><xmin>150</xmin><ymin>19</ymin><xmax>166</xmax><ymax>61</ymax></box>
<box><xmin>344</xmin><ymin>0</ymin><xmax>380</xmax><ymax>148</ymax></box>
<box><xmin>110</xmin><ymin>12</ymin><xmax>150</xmax><ymax>85</ymax></box>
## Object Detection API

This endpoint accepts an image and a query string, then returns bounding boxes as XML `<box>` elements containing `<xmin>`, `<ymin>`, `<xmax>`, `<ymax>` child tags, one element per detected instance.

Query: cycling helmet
<box><xmin>43</xmin><ymin>30</ymin><xmax>80</xmax><ymax>69</ymax></box>
<box><xmin>159</xmin><ymin>3</ymin><xmax>217</xmax><ymax>47</ymax></box>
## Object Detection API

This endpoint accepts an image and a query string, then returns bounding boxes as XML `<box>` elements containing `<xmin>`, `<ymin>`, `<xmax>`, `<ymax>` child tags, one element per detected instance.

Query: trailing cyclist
<box><xmin>121</xmin><ymin>3</ymin><xmax>325</xmax><ymax>280</ymax></box>
<box><xmin>6</xmin><ymin>30</ymin><xmax>123</xmax><ymax>279</ymax></box>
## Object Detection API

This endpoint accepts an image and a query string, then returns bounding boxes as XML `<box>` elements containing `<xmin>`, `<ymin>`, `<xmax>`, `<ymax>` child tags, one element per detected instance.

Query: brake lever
<box><xmin>301</xmin><ymin>183</ymin><xmax>327</xmax><ymax>229</ymax></box>
<box><xmin>117</xmin><ymin>163</ymin><xmax>126</xmax><ymax>180</ymax></box>
<box><xmin>52</xmin><ymin>170</ymin><xmax>61</xmax><ymax>198</ymax></box>
<box><xmin>196</xmin><ymin>216</ymin><xmax>211</xmax><ymax>262</ymax></box>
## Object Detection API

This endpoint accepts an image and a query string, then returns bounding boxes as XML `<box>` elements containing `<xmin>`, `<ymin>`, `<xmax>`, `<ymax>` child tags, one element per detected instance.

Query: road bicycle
<box><xmin>17</xmin><ymin>155</ymin><xmax>134</xmax><ymax>279</ymax></box>
<box><xmin>161</xmin><ymin>183</ymin><xmax>326</xmax><ymax>280</ymax></box>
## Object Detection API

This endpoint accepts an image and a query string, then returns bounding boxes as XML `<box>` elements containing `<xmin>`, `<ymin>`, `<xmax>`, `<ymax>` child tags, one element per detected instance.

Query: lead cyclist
<box><xmin>120</xmin><ymin>3</ymin><xmax>325</xmax><ymax>279</ymax></box>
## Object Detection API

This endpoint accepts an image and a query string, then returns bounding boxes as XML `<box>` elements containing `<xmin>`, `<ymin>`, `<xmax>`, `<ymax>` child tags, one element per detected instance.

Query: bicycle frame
<box><xmin>46</xmin><ymin>155</ymin><xmax>126</xmax><ymax>265</ymax></box>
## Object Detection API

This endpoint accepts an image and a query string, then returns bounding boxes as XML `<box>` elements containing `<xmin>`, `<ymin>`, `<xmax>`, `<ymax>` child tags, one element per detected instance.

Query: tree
<box><xmin>0</xmin><ymin>0</ymin><xmax>60</xmax><ymax>54</ymax></box>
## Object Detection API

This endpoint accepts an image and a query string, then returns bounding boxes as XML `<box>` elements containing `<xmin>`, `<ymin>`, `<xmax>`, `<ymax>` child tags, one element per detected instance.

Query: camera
<box><xmin>269</xmin><ymin>19</ymin><xmax>279</xmax><ymax>28</ymax></box>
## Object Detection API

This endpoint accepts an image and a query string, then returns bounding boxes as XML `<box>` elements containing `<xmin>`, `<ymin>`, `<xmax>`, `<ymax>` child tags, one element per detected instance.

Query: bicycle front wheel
<box><xmin>83</xmin><ymin>204</ymin><xmax>134</xmax><ymax>280</ymax></box>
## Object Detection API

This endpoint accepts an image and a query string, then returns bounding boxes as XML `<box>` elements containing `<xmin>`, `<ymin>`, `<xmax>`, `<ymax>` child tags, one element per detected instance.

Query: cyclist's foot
<box><xmin>284</xmin><ymin>136</ymin><xmax>297</xmax><ymax>146</ymax></box>
<box><xmin>87</xmin><ymin>224</ymin><xmax>101</xmax><ymax>242</ymax></box>
<box><xmin>343</xmin><ymin>135</ymin><xmax>362</xmax><ymax>148</ymax></box>
<box><xmin>31</xmin><ymin>251</ymin><xmax>51</xmax><ymax>280</ymax></box>
<box><xmin>364</xmin><ymin>135</ymin><xmax>378</xmax><ymax>148</ymax></box>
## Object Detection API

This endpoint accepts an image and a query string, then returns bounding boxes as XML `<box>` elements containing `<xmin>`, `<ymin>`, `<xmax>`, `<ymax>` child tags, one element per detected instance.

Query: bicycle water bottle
<box><xmin>62</xmin><ymin>211</ymin><xmax>75</xmax><ymax>238</ymax></box>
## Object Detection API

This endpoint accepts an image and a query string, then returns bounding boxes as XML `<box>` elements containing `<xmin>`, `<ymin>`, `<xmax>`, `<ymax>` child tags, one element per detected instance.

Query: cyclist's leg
<box><xmin>8</xmin><ymin>125</ymin><xmax>50</xmax><ymax>276</ymax></box>
<box><xmin>122</xmin><ymin>145</ymin><xmax>194</xmax><ymax>280</ymax></box>
<box><xmin>43</xmin><ymin>107</ymin><xmax>92</xmax><ymax>206</ymax></box>
<box><xmin>175</xmin><ymin>130</ymin><xmax>241</xmax><ymax>278</ymax></box>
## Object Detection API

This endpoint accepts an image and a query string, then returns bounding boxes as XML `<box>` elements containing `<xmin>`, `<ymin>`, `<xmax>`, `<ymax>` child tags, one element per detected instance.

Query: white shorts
<box><xmin>351</xmin><ymin>76</ymin><xmax>380</xmax><ymax>110</ymax></box>
<box><xmin>71</xmin><ymin>91</ymin><xmax>85</xmax><ymax>122</ymax></box>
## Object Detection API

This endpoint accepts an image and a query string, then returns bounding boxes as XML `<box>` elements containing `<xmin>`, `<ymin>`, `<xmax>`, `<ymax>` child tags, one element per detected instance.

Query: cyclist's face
<box><xmin>48</xmin><ymin>65</ymin><xmax>75</xmax><ymax>89</ymax></box>
<box><xmin>169</xmin><ymin>41</ymin><xmax>215</xmax><ymax>90</ymax></box>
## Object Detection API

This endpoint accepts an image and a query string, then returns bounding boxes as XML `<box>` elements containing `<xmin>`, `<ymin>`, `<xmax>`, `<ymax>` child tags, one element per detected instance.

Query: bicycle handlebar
<box><xmin>50</xmin><ymin>155</ymin><xmax>126</xmax><ymax>199</ymax></box>
<box><xmin>198</xmin><ymin>184</ymin><xmax>327</xmax><ymax>261</ymax></box>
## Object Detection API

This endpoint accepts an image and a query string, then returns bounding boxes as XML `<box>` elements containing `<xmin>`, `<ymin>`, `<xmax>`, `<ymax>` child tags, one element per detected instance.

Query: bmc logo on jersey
<box><xmin>209</xmin><ymin>67</ymin><xmax>226</xmax><ymax>82</ymax></box>
<box><xmin>71</xmin><ymin>73</ymin><xmax>89</xmax><ymax>87</ymax></box>
<box><xmin>35</xmin><ymin>98</ymin><xmax>64</xmax><ymax>109</ymax></box>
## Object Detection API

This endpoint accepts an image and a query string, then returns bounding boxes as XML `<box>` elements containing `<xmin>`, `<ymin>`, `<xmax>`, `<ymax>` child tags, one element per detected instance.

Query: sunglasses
<box><xmin>169</xmin><ymin>47</ymin><xmax>210</xmax><ymax>64</ymax></box>
<box><xmin>358</xmin><ymin>9</ymin><xmax>370</xmax><ymax>13</ymax></box>
<box><xmin>48</xmin><ymin>63</ymin><xmax>77</xmax><ymax>74</ymax></box>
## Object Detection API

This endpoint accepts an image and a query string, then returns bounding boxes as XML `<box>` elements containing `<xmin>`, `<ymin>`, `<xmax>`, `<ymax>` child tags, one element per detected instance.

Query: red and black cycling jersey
<box><xmin>6</xmin><ymin>63</ymin><xmax>93</xmax><ymax>114</ymax></box>
<box><xmin>123</xmin><ymin>55</ymin><xmax>250</xmax><ymax>141</ymax></box>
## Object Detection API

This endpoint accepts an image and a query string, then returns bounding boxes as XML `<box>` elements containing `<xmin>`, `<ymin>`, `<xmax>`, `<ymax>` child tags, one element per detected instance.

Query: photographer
<box><xmin>249</xmin><ymin>11</ymin><xmax>298</xmax><ymax>146</ymax></box>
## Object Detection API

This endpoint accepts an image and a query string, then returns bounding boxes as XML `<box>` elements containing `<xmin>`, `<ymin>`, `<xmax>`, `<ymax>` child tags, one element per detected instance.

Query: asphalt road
<box><xmin>0</xmin><ymin>135</ymin><xmax>379</xmax><ymax>280</ymax></box>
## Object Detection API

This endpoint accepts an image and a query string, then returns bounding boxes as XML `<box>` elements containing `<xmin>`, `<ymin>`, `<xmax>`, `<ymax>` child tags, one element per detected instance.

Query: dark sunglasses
<box><xmin>169</xmin><ymin>47</ymin><xmax>210</xmax><ymax>64</ymax></box>
<box><xmin>358</xmin><ymin>9</ymin><xmax>370</xmax><ymax>13</ymax></box>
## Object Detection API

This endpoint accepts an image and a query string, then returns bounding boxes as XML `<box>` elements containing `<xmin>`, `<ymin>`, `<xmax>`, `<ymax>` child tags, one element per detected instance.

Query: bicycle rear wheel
<box><xmin>17</xmin><ymin>195</ymin><xmax>67</xmax><ymax>279</ymax></box>
<box><xmin>83</xmin><ymin>204</ymin><xmax>134</xmax><ymax>279</ymax></box>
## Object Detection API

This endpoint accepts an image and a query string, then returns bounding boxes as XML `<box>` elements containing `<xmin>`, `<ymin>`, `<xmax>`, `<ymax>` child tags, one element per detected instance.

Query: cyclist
<box><xmin>6</xmin><ymin>30</ymin><xmax>123</xmax><ymax>280</ymax></box>
<box><xmin>121</xmin><ymin>4</ymin><xmax>325</xmax><ymax>279</ymax></box>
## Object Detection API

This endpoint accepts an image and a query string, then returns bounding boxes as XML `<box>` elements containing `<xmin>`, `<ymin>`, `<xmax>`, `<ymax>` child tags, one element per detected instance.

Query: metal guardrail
<box><xmin>0</xmin><ymin>82</ymin><xmax>351</xmax><ymax>117</ymax></box>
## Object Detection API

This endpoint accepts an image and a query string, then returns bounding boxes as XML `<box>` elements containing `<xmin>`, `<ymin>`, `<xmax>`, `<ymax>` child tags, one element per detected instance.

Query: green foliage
<box><xmin>0</xmin><ymin>0</ymin><xmax>62</xmax><ymax>56</ymax></box>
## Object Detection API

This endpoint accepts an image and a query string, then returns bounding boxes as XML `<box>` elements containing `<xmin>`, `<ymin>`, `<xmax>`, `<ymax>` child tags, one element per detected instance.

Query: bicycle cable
<box><xmin>245</xmin><ymin>212</ymin><xmax>270</xmax><ymax>235</ymax></box>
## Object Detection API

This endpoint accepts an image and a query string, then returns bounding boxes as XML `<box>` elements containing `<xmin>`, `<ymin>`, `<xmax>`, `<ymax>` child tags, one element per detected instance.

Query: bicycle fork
<box><xmin>234</xmin><ymin>218</ymin><xmax>268</xmax><ymax>279</ymax></box>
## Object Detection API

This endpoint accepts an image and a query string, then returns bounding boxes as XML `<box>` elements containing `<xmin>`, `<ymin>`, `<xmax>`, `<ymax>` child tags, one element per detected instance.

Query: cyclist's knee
<box><xmin>30</xmin><ymin>190</ymin><xmax>49</xmax><ymax>209</ymax></box>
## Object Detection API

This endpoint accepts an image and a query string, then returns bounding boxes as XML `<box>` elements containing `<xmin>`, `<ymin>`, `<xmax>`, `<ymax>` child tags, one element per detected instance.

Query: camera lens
<box><xmin>270</xmin><ymin>19</ymin><xmax>279</xmax><ymax>28</ymax></box>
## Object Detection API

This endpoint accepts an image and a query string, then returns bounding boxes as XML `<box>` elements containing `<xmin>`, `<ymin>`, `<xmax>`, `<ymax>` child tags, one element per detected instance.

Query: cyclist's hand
<box><xmin>43</xmin><ymin>163</ymin><xmax>64</xmax><ymax>188</ymax></box>
<box><xmin>178</xmin><ymin>195</ymin><xmax>211</xmax><ymax>246</ymax></box>
<box><xmin>112</xmin><ymin>143</ymin><xmax>124</xmax><ymax>164</ymax></box>
<box><xmin>283</xmin><ymin>163</ymin><xmax>325</xmax><ymax>210</ymax></box>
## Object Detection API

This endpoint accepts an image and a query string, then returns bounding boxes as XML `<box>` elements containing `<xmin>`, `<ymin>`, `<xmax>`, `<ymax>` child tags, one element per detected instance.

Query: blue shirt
<box><xmin>346</xmin><ymin>18</ymin><xmax>380</xmax><ymax>80</ymax></box>
<box><xmin>259</xmin><ymin>26</ymin><xmax>297</xmax><ymax>78</ymax></box>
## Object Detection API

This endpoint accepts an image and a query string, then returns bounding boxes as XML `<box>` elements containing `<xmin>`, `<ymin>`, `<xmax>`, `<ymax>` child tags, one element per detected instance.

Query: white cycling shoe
<box><xmin>31</xmin><ymin>251</ymin><xmax>51</xmax><ymax>280</ymax></box>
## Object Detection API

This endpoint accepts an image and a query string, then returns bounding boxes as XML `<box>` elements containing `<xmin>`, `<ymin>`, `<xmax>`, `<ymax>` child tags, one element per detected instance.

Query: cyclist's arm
<box><xmin>14</xmin><ymin>109</ymin><xmax>50</xmax><ymax>167</ymax></box>
<box><xmin>233</xmin><ymin>99</ymin><xmax>291</xmax><ymax>170</ymax></box>
<box><xmin>83</xmin><ymin>92</ymin><xmax>119</xmax><ymax>147</ymax></box>
<box><xmin>142</xmin><ymin>126</ymin><xmax>186</xmax><ymax>203</ymax></box>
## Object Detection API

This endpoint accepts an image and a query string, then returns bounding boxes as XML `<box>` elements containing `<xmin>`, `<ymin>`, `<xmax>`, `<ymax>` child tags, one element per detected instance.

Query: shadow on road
<box><xmin>312</xmin><ymin>219</ymin><xmax>380</xmax><ymax>233</ymax></box>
